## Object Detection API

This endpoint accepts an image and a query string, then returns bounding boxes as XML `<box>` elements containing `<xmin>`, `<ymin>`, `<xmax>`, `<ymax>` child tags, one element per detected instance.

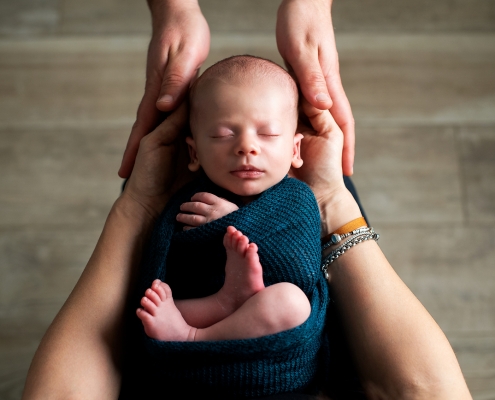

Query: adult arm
<box><xmin>23</xmin><ymin>106</ymin><xmax>189</xmax><ymax>400</ymax></box>
<box><xmin>292</xmin><ymin>102</ymin><xmax>472</xmax><ymax>400</ymax></box>
<box><xmin>277</xmin><ymin>0</ymin><xmax>355</xmax><ymax>176</ymax></box>
<box><xmin>119</xmin><ymin>0</ymin><xmax>209</xmax><ymax>178</ymax></box>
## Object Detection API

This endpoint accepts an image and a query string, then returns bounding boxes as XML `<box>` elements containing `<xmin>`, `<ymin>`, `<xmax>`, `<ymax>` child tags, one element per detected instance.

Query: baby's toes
<box><xmin>235</xmin><ymin>233</ymin><xmax>249</xmax><ymax>254</ymax></box>
<box><xmin>160</xmin><ymin>282</ymin><xmax>173</xmax><ymax>299</ymax></box>
<box><xmin>223</xmin><ymin>226</ymin><xmax>237</xmax><ymax>250</ymax></box>
<box><xmin>223</xmin><ymin>230</ymin><xmax>232</xmax><ymax>249</ymax></box>
<box><xmin>136</xmin><ymin>307</ymin><xmax>150</xmax><ymax>322</ymax></box>
<box><xmin>151</xmin><ymin>282</ymin><xmax>166</xmax><ymax>301</ymax></box>
<box><xmin>145</xmin><ymin>288</ymin><xmax>161</xmax><ymax>306</ymax></box>
<box><xmin>246</xmin><ymin>242</ymin><xmax>258</xmax><ymax>256</ymax></box>
<box><xmin>140</xmin><ymin>296</ymin><xmax>157</xmax><ymax>315</ymax></box>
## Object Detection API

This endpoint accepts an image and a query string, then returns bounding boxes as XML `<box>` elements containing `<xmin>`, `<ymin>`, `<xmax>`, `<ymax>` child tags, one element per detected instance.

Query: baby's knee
<box><xmin>258</xmin><ymin>282</ymin><xmax>311</xmax><ymax>332</ymax></box>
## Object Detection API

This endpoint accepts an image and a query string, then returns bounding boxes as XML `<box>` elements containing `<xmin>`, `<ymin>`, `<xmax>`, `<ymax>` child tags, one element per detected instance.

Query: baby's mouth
<box><xmin>230</xmin><ymin>165</ymin><xmax>264</xmax><ymax>178</ymax></box>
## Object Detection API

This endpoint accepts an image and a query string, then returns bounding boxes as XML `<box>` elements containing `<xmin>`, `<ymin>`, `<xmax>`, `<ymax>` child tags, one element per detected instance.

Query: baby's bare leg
<box><xmin>174</xmin><ymin>226</ymin><xmax>265</xmax><ymax>328</ymax></box>
<box><xmin>137</xmin><ymin>280</ymin><xmax>310</xmax><ymax>342</ymax></box>
<box><xmin>195</xmin><ymin>282</ymin><xmax>311</xmax><ymax>341</ymax></box>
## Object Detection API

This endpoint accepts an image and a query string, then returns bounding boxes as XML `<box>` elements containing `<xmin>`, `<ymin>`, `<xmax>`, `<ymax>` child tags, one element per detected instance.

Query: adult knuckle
<box><xmin>305</xmin><ymin>71</ymin><xmax>326</xmax><ymax>88</ymax></box>
<box><xmin>162</xmin><ymin>72</ymin><xmax>186</xmax><ymax>89</ymax></box>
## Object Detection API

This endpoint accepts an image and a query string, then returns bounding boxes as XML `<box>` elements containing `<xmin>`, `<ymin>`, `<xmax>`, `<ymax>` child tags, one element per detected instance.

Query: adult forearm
<box><xmin>23</xmin><ymin>194</ymin><xmax>162</xmax><ymax>400</ymax></box>
<box><xmin>321</xmin><ymin>192</ymin><xmax>471</xmax><ymax>400</ymax></box>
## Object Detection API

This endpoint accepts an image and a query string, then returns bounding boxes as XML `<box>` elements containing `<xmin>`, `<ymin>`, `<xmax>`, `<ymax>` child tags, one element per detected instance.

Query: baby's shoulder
<box><xmin>277</xmin><ymin>177</ymin><xmax>318</xmax><ymax>206</ymax></box>
<box><xmin>261</xmin><ymin>178</ymin><xmax>320</xmax><ymax>227</ymax></box>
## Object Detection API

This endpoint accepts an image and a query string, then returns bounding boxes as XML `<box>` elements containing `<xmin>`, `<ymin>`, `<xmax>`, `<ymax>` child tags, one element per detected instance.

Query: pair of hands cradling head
<box><xmin>120</xmin><ymin>0</ymin><xmax>354</xmax><ymax>219</ymax></box>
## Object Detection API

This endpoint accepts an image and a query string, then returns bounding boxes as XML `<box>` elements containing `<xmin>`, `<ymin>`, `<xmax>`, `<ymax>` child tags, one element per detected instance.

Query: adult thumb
<box><xmin>289</xmin><ymin>55</ymin><xmax>333</xmax><ymax>110</ymax></box>
<box><xmin>156</xmin><ymin>52</ymin><xmax>199</xmax><ymax>112</ymax></box>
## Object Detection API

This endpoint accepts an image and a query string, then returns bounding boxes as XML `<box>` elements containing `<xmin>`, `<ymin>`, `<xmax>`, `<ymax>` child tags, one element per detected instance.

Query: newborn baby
<box><xmin>130</xmin><ymin>55</ymin><xmax>329</xmax><ymax>398</ymax></box>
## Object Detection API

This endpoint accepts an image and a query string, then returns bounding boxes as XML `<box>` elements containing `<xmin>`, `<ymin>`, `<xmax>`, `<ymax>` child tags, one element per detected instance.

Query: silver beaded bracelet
<box><xmin>321</xmin><ymin>229</ymin><xmax>380</xmax><ymax>279</ymax></box>
<box><xmin>321</xmin><ymin>226</ymin><xmax>372</xmax><ymax>251</ymax></box>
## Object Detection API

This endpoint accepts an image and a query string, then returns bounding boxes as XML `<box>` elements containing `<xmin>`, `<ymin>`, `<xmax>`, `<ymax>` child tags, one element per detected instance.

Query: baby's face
<box><xmin>187</xmin><ymin>78</ymin><xmax>302</xmax><ymax>201</ymax></box>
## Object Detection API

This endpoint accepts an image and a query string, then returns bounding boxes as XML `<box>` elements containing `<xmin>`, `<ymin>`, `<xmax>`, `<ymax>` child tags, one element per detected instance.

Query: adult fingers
<box><xmin>289</xmin><ymin>53</ymin><xmax>333</xmax><ymax>110</ymax></box>
<box><xmin>301</xmin><ymin>99</ymin><xmax>340</xmax><ymax>138</ymax></box>
<box><xmin>156</xmin><ymin>49</ymin><xmax>202</xmax><ymax>112</ymax></box>
<box><xmin>118</xmin><ymin>87</ymin><xmax>162</xmax><ymax>178</ymax></box>
<box><xmin>326</xmin><ymin>75</ymin><xmax>355</xmax><ymax>176</ymax></box>
<box><xmin>145</xmin><ymin>101</ymin><xmax>188</xmax><ymax>147</ymax></box>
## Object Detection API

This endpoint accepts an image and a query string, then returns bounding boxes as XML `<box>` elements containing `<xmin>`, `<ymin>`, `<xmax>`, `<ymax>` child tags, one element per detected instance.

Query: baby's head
<box><xmin>187</xmin><ymin>55</ymin><xmax>303</xmax><ymax>201</ymax></box>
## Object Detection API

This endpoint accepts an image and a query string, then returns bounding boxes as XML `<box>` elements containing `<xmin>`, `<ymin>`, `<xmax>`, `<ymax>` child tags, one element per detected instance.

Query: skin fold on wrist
<box><xmin>318</xmin><ymin>188</ymin><xmax>362</xmax><ymax>238</ymax></box>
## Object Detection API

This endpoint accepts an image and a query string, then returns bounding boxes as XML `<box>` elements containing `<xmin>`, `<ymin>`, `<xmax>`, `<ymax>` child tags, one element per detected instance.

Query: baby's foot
<box><xmin>136</xmin><ymin>279</ymin><xmax>197</xmax><ymax>342</ymax></box>
<box><xmin>218</xmin><ymin>226</ymin><xmax>265</xmax><ymax>312</ymax></box>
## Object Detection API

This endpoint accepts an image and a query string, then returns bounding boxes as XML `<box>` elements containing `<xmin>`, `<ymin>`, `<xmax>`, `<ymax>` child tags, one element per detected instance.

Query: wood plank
<box><xmin>0</xmin><ymin>0</ymin><xmax>59</xmax><ymax>37</ymax></box>
<box><xmin>0</xmin><ymin>127</ymin><xmax>124</xmax><ymax>227</ymax></box>
<box><xmin>458</xmin><ymin>126</ymin><xmax>495</xmax><ymax>223</ymax></box>
<box><xmin>352</xmin><ymin>125</ymin><xmax>463</xmax><ymax>224</ymax></box>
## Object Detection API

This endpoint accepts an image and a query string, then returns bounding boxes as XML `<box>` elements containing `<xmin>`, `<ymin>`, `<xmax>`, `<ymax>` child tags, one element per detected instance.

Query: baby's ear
<box><xmin>291</xmin><ymin>133</ymin><xmax>304</xmax><ymax>169</ymax></box>
<box><xmin>185</xmin><ymin>136</ymin><xmax>201</xmax><ymax>172</ymax></box>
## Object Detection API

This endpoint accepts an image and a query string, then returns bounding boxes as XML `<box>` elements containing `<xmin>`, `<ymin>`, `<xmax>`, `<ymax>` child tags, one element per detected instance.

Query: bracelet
<box><xmin>321</xmin><ymin>229</ymin><xmax>380</xmax><ymax>279</ymax></box>
<box><xmin>320</xmin><ymin>217</ymin><xmax>367</xmax><ymax>246</ymax></box>
<box><xmin>321</xmin><ymin>226</ymin><xmax>372</xmax><ymax>251</ymax></box>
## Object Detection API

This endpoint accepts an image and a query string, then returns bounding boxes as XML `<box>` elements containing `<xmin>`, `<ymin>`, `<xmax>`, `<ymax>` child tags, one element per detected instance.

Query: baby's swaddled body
<box><xmin>120</xmin><ymin>175</ymin><xmax>329</xmax><ymax>399</ymax></box>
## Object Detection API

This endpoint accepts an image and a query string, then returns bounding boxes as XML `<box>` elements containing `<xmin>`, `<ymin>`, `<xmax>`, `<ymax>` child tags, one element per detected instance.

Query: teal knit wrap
<box><xmin>123</xmin><ymin>176</ymin><xmax>329</xmax><ymax>399</ymax></box>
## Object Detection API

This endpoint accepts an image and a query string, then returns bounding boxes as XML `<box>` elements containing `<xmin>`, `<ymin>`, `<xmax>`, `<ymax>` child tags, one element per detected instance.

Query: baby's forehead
<box><xmin>195</xmin><ymin>75</ymin><xmax>290</xmax><ymax>98</ymax></box>
<box><xmin>191</xmin><ymin>57</ymin><xmax>297</xmax><ymax>101</ymax></box>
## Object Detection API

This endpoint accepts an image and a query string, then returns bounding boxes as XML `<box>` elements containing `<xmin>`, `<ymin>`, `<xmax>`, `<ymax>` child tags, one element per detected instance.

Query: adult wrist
<box><xmin>115</xmin><ymin>191</ymin><xmax>169</xmax><ymax>227</ymax></box>
<box><xmin>147</xmin><ymin>0</ymin><xmax>201</xmax><ymax>31</ymax></box>
<box><xmin>319</xmin><ymin>188</ymin><xmax>362</xmax><ymax>238</ymax></box>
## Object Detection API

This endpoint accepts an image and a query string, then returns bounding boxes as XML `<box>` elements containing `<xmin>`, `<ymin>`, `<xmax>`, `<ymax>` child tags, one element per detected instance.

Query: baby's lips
<box><xmin>231</xmin><ymin>165</ymin><xmax>263</xmax><ymax>172</ymax></box>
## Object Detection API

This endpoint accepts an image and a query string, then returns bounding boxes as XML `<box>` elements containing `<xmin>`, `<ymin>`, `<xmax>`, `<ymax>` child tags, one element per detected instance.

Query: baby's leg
<box><xmin>137</xmin><ymin>227</ymin><xmax>266</xmax><ymax>340</ymax></box>
<box><xmin>137</xmin><ymin>280</ymin><xmax>310</xmax><ymax>342</ymax></box>
<box><xmin>195</xmin><ymin>282</ymin><xmax>311</xmax><ymax>341</ymax></box>
<box><xmin>173</xmin><ymin>226</ymin><xmax>265</xmax><ymax>328</ymax></box>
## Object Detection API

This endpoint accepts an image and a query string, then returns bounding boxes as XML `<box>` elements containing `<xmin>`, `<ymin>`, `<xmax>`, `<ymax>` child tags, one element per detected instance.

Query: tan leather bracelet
<box><xmin>321</xmin><ymin>217</ymin><xmax>367</xmax><ymax>244</ymax></box>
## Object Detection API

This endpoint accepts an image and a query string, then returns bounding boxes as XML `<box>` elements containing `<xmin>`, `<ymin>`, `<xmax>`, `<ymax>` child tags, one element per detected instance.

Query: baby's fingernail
<box><xmin>316</xmin><ymin>93</ymin><xmax>330</xmax><ymax>102</ymax></box>
<box><xmin>158</xmin><ymin>94</ymin><xmax>173</xmax><ymax>103</ymax></box>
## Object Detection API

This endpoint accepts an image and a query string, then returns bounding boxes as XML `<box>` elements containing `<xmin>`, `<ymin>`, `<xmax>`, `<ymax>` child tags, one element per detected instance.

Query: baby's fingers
<box><xmin>176</xmin><ymin>213</ymin><xmax>207</xmax><ymax>227</ymax></box>
<box><xmin>190</xmin><ymin>192</ymin><xmax>221</xmax><ymax>205</ymax></box>
<box><xmin>180</xmin><ymin>200</ymin><xmax>209</xmax><ymax>215</ymax></box>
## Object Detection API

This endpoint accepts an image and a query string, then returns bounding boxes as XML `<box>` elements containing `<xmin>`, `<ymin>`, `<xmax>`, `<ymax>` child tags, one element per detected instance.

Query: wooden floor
<box><xmin>0</xmin><ymin>1</ymin><xmax>494</xmax><ymax>399</ymax></box>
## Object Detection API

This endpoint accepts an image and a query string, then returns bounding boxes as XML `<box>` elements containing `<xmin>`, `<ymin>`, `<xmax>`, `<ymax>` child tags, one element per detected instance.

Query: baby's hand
<box><xmin>177</xmin><ymin>192</ymin><xmax>239</xmax><ymax>230</ymax></box>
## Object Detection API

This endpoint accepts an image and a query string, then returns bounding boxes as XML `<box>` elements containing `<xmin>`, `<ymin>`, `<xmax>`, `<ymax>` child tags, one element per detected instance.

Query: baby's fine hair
<box><xmin>189</xmin><ymin>55</ymin><xmax>299</xmax><ymax>114</ymax></box>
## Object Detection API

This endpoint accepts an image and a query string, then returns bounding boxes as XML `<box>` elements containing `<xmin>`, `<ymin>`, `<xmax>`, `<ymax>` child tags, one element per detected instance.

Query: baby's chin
<box><xmin>227</xmin><ymin>185</ymin><xmax>267</xmax><ymax>203</ymax></box>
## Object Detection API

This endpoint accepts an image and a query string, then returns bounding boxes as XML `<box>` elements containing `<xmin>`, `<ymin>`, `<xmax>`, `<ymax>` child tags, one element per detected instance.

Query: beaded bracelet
<box><xmin>321</xmin><ymin>226</ymin><xmax>372</xmax><ymax>251</ymax></box>
<box><xmin>321</xmin><ymin>229</ymin><xmax>380</xmax><ymax>279</ymax></box>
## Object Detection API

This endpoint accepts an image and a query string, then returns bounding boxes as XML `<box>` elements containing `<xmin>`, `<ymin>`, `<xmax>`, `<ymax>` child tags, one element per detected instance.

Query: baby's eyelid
<box><xmin>259</xmin><ymin>132</ymin><xmax>280</xmax><ymax>137</ymax></box>
<box><xmin>210</xmin><ymin>132</ymin><xmax>234</xmax><ymax>138</ymax></box>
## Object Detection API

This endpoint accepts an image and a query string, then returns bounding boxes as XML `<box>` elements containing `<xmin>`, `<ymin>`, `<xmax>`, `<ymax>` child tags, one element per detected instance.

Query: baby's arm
<box><xmin>176</xmin><ymin>192</ymin><xmax>238</xmax><ymax>230</ymax></box>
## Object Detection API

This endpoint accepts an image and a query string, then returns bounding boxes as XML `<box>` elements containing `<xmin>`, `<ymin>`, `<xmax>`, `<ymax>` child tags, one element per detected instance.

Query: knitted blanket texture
<box><xmin>122</xmin><ymin>175</ymin><xmax>329</xmax><ymax>399</ymax></box>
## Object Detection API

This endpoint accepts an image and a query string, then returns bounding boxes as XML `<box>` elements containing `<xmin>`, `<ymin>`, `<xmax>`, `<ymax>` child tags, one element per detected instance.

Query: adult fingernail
<box><xmin>316</xmin><ymin>93</ymin><xmax>330</xmax><ymax>102</ymax></box>
<box><xmin>158</xmin><ymin>94</ymin><xmax>173</xmax><ymax>104</ymax></box>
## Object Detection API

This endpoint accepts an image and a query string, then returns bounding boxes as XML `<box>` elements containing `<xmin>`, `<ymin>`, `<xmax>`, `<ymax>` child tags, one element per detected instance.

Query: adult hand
<box><xmin>290</xmin><ymin>100</ymin><xmax>346</xmax><ymax>204</ymax></box>
<box><xmin>276</xmin><ymin>0</ymin><xmax>355</xmax><ymax>176</ymax></box>
<box><xmin>119</xmin><ymin>0</ymin><xmax>210</xmax><ymax>178</ymax></box>
<box><xmin>123</xmin><ymin>102</ymin><xmax>194</xmax><ymax>220</ymax></box>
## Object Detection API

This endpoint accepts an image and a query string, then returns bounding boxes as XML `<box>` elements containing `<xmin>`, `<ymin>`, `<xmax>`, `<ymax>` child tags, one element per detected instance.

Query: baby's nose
<box><xmin>235</xmin><ymin>134</ymin><xmax>259</xmax><ymax>155</ymax></box>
